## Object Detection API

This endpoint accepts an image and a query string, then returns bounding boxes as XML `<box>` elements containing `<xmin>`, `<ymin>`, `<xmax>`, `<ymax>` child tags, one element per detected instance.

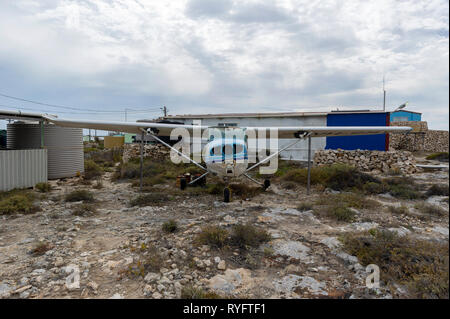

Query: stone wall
<box><xmin>314</xmin><ymin>149</ymin><xmax>419</xmax><ymax>174</ymax></box>
<box><xmin>389</xmin><ymin>121</ymin><xmax>449</xmax><ymax>153</ymax></box>
<box><xmin>123</xmin><ymin>143</ymin><xmax>170</xmax><ymax>162</ymax></box>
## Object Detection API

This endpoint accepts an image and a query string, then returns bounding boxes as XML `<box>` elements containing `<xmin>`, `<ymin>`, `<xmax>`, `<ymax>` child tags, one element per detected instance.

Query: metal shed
<box><xmin>325</xmin><ymin>111</ymin><xmax>390</xmax><ymax>151</ymax></box>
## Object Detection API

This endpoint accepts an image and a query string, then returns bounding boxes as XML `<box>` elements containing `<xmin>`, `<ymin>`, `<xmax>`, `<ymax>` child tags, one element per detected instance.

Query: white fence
<box><xmin>0</xmin><ymin>149</ymin><xmax>47</xmax><ymax>191</ymax></box>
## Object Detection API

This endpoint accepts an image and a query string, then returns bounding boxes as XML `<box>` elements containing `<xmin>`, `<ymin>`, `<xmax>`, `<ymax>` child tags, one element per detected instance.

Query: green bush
<box><xmin>65</xmin><ymin>190</ymin><xmax>94</xmax><ymax>202</ymax></box>
<box><xmin>35</xmin><ymin>182</ymin><xmax>52</xmax><ymax>193</ymax></box>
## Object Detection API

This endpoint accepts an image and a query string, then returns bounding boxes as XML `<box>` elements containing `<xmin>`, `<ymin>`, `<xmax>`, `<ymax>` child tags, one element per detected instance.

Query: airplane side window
<box><xmin>224</xmin><ymin>145</ymin><xmax>232</xmax><ymax>155</ymax></box>
<box><xmin>213</xmin><ymin>145</ymin><xmax>221</xmax><ymax>155</ymax></box>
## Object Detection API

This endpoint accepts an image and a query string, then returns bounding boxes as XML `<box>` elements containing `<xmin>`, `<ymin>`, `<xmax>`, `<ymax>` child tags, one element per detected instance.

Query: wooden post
<box><xmin>307</xmin><ymin>135</ymin><xmax>311</xmax><ymax>195</ymax></box>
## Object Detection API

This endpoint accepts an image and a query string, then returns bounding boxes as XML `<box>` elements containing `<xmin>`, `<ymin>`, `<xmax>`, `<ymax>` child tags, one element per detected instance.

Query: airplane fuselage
<box><xmin>203</xmin><ymin>138</ymin><xmax>248</xmax><ymax>178</ymax></box>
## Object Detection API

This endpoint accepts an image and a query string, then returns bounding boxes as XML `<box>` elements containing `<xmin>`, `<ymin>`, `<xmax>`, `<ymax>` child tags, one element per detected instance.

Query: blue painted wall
<box><xmin>390</xmin><ymin>111</ymin><xmax>421</xmax><ymax>122</ymax></box>
<box><xmin>326</xmin><ymin>113</ymin><xmax>389</xmax><ymax>151</ymax></box>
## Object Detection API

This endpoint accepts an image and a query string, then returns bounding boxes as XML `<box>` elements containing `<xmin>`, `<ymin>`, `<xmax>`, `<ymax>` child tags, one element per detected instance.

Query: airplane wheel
<box><xmin>180</xmin><ymin>177</ymin><xmax>187</xmax><ymax>190</ymax></box>
<box><xmin>263</xmin><ymin>179</ymin><xmax>271</xmax><ymax>190</ymax></box>
<box><xmin>223</xmin><ymin>187</ymin><xmax>231</xmax><ymax>203</ymax></box>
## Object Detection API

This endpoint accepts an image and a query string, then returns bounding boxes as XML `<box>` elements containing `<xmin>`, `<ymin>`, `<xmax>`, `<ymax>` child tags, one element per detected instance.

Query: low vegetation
<box><xmin>426</xmin><ymin>184</ymin><xmax>449</xmax><ymax>197</ymax></box>
<box><xmin>64</xmin><ymin>190</ymin><xmax>94</xmax><ymax>202</ymax></box>
<box><xmin>196</xmin><ymin>225</ymin><xmax>229</xmax><ymax>248</ymax></box>
<box><xmin>181</xmin><ymin>286</ymin><xmax>222</xmax><ymax>299</ymax></box>
<box><xmin>35</xmin><ymin>182</ymin><xmax>52</xmax><ymax>193</ymax></box>
<box><xmin>196</xmin><ymin>224</ymin><xmax>271</xmax><ymax>250</ymax></box>
<box><xmin>313</xmin><ymin>192</ymin><xmax>380</xmax><ymax>223</ymax></box>
<box><xmin>340</xmin><ymin>230</ymin><xmax>449</xmax><ymax>298</ymax></box>
<box><xmin>414</xmin><ymin>202</ymin><xmax>446</xmax><ymax>218</ymax></box>
<box><xmin>387</xmin><ymin>205</ymin><xmax>410</xmax><ymax>216</ymax></box>
<box><xmin>72</xmin><ymin>203</ymin><xmax>97</xmax><ymax>216</ymax></box>
<box><xmin>281</xmin><ymin>164</ymin><xmax>380</xmax><ymax>191</ymax></box>
<box><xmin>362</xmin><ymin>176</ymin><xmax>424</xmax><ymax>200</ymax></box>
<box><xmin>0</xmin><ymin>190</ymin><xmax>39</xmax><ymax>215</ymax></box>
<box><xmin>297</xmin><ymin>202</ymin><xmax>314</xmax><ymax>211</ymax></box>
<box><xmin>124</xmin><ymin>244</ymin><xmax>164</xmax><ymax>278</ymax></box>
<box><xmin>114</xmin><ymin>158</ymin><xmax>201</xmax><ymax>186</ymax></box>
<box><xmin>162</xmin><ymin>219</ymin><xmax>178</xmax><ymax>233</ymax></box>
<box><xmin>229</xmin><ymin>224</ymin><xmax>271</xmax><ymax>248</ymax></box>
<box><xmin>425</xmin><ymin>152</ymin><xmax>449</xmax><ymax>162</ymax></box>
<box><xmin>84</xmin><ymin>160</ymin><xmax>103</xmax><ymax>180</ymax></box>
<box><xmin>129</xmin><ymin>193</ymin><xmax>170</xmax><ymax>207</ymax></box>
<box><xmin>30</xmin><ymin>241</ymin><xmax>52</xmax><ymax>256</ymax></box>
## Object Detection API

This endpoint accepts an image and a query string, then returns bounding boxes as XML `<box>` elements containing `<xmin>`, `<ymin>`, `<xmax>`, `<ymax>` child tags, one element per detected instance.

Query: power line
<box><xmin>0</xmin><ymin>104</ymin><xmax>162</xmax><ymax>115</ymax></box>
<box><xmin>0</xmin><ymin>92</ymin><xmax>162</xmax><ymax>113</ymax></box>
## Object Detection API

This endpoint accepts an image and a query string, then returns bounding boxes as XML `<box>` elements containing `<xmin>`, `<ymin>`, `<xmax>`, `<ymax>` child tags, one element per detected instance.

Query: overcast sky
<box><xmin>0</xmin><ymin>0</ymin><xmax>448</xmax><ymax>130</ymax></box>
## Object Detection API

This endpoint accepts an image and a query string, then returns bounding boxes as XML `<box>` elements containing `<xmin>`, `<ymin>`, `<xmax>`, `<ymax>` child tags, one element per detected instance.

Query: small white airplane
<box><xmin>36</xmin><ymin>114</ymin><xmax>412</xmax><ymax>202</ymax></box>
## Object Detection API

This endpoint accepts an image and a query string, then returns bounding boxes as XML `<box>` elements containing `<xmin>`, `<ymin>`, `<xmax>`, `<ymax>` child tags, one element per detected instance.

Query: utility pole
<box><xmin>383</xmin><ymin>76</ymin><xmax>386</xmax><ymax>112</ymax></box>
<box><xmin>161</xmin><ymin>106</ymin><xmax>168</xmax><ymax>118</ymax></box>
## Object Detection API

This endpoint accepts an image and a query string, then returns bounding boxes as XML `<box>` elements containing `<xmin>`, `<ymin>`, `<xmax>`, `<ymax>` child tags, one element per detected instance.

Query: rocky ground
<box><xmin>0</xmin><ymin>157</ymin><xmax>448</xmax><ymax>299</ymax></box>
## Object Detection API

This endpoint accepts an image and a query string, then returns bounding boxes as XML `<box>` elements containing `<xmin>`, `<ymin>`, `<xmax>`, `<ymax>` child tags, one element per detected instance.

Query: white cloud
<box><xmin>0</xmin><ymin>0</ymin><xmax>448</xmax><ymax>129</ymax></box>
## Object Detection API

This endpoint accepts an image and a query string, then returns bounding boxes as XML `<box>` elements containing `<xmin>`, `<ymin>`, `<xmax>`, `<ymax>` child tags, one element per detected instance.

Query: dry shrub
<box><xmin>282</xmin><ymin>164</ymin><xmax>380</xmax><ymax>191</ymax></box>
<box><xmin>340</xmin><ymin>230</ymin><xmax>449</xmax><ymax>298</ymax></box>
<box><xmin>0</xmin><ymin>191</ymin><xmax>39</xmax><ymax>215</ymax></box>
<box><xmin>196</xmin><ymin>226</ymin><xmax>229</xmax><ymax>248</ymax></box>
<box><xmin>181</xmin><ymin>286</ymin><xmax>222</xmax><ymax>299</ymax></box>
<box><xmin>229</xmin><ymin>224</ymin><xmax>271</xmax><ymax>248</ymax></box>
<box><xmin>162</xmin><ymin>219</ymin><xmax>178</xmax><ymax>233</ymax></box>
<box><xmin>84</xmin><ymin>160</ymin><xmax>103</xmax><ymax>180</ymax></box>
<box><xmin>129</xmin><ymin>193</ymin><xmax>170</xmax><ymax>207</ymax></box>
<box><xmin>72</xmin><ymin>203</ymin><xmax>97</xmax><ymax>216</ymax></box>
<box><xmin>414</xmin><ymin>202</ymin><xmax>446</xmax><ymax>218</ymax></box>
<box><xmin>426</xmin><ymin>184</ymin><xmax>449</xmax><ymax>197</ymax></box>
<box><xmin>31</xmin><ymin>241</ymin><xmax>52</xmax><ymax>256</ymax></box>
<box><xmin>65</xmin><ymin>190</ymin><xmax>94</xmax><ymax>202</ymax></box>
<box><xmin>35</xmin><ymin>182</ymin><xmax>52</xmax><ymax>193</ymax></box>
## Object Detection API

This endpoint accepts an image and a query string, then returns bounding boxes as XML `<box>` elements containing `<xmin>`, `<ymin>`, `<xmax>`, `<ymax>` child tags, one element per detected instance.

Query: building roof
<box><xmin>161</xmin><ymin>109</ymin><xmax>391</xmax><ymax>120</ymax></box>
<box><xmin>390</xmin><ymin>110</ymin><xmax>422</xmax><ymax>115</ymax></box>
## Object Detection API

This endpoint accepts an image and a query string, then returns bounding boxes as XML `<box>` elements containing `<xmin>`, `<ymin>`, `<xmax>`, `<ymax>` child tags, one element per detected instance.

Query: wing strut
<box><xmin>245</xmin><ymin>132</ymin><xmax>310</xmax><ymax>173</ymax></box>
<box><xmin>143</xmin><ymin>129</ymin><xmax>208</xmax><ymax>172</ymax></box>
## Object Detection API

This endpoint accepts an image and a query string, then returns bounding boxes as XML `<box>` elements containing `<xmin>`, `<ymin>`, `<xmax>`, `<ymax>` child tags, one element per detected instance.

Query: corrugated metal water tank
<box><xmin>7</xmin><ymin>123</ymin><xmax>84</xmax><ymax>179</ymax></box>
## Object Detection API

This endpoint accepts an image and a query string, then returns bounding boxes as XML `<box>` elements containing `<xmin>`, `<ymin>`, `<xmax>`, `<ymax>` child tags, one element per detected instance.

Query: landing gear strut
<box><xmin>180</xmin><ymin>177</ymin><xmax>187</xmax><ymax>190</ymax></box>
<box><xmin>263</xmin><ymin>179</ymin><xmax>271</xmax><ymax>190</ymax></box>
<box><xmin>223</xmin><ymin>187</ymin><xmax>231</xmax><ymax>203</ymax></box>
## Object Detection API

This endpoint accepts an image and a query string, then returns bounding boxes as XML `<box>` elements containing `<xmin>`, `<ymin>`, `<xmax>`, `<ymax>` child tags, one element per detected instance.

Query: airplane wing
<box><xmin>258</xmin><ymin>126</ymin><xmax>412</xmax><ymax>138</ymax></box>
<box><xmin>0</xmin><ymin>109</ymin><xmax>411</xmax><ymax>138</ymax></box>
<box><xmin>41</xmin><ymin>115</ymin><xmax>411</xmax><ymax>138</ymax></box>
<box><xmin>41</xmin><ymin>115</ymin><xmax>209</xmax><ymax>135</ymax></box>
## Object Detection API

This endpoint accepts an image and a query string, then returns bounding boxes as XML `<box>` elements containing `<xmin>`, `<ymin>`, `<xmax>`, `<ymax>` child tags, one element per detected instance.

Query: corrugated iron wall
<box><xmin>7</xmin><ymin>123</ymin><xmax>84</xmax><ymax>179</ymax></box>
<box><xmin>0</xmin><ymin>149</ymin><xmax>48</xmax><ymax>191</ymax></box>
